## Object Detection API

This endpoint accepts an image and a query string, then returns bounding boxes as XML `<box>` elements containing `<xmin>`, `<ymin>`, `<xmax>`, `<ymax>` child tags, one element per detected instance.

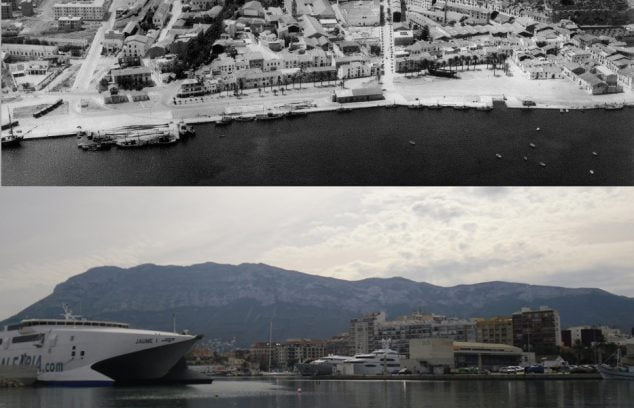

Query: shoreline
<box><xmin>210</xmin><ymin>373</ymin><xmax>603</xmax><ymax>381</ymax></box>
<box><xmin>4</xmin><ymin>67</ymin><xmax>634</xmax><ymax>141</ymax></box>
<box><xmin>7</xmin><ymin>97</ymin><xmax>633</xmax><ymax>141</ymax></box>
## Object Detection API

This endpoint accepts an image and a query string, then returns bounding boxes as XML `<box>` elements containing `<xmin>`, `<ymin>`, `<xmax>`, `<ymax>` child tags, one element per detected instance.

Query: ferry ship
<box><xmin>0</xmin><ymin>306</ymin><xmax>211</xmax><ymax>386</ymax></box>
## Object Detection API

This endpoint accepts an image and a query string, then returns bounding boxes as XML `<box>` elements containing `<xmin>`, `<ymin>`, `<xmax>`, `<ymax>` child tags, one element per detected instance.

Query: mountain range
<box><xmin>3</xmin><ymin>262</ymin><xmax>633</xmax><ymax>346</ymax></box>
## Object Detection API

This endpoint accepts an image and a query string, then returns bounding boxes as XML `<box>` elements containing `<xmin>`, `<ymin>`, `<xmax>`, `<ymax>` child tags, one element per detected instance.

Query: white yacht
<box><xmin>297</xmin><ymin>355</ymin><xmax>351</xmax><ymax>376</ymax></box>
<box><xmin>0</xmin><ymin>306</ymin><xmax>211</xmax><ymax>386</ymax></box>
<box><xmin>342</xmin><ymin>348</ymin><xmax>402</xmax><ymax>375</ymax></box>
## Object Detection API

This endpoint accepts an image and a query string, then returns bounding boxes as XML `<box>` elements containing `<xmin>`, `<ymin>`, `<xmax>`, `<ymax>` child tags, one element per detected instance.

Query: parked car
<box><xmin>499</xmin><ymin>366</ymin><xmax>524</xmax><ymax>374</ymax></box>
<box><xmin>524</xmin><ymin>365</ymin><xmax>545</xmax><ymax>374</ymax></box>
<box><xmin>570</xmin><ymin>365</ymin><xmax>597</xmax><ymax>373</ymax></box>
<box><xmin>456</xmin><ymin>367</ymin><xmax>489</xmax><ymax>374</ymax></box>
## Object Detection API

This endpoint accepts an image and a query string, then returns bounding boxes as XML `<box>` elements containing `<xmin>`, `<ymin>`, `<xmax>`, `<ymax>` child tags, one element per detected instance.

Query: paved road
<box><xmin>158</xmin><ymin>0</ymin><xmax>182</xmax><ymax>42</ymax></box>
<box><xmin>380</xmin><ymin>0</ymin><xmax>396</xmax><ymax>86</ymax></box>
<box><xmin>71</xmin><ymin>1</ymin><xmax>118</xmax><ymax>91</ymax></box>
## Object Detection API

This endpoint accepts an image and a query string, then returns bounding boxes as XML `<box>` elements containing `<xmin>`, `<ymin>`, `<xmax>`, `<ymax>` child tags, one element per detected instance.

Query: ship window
<box><xmin>70</xmin><ymin>336</ymin><xmax>75</xmax><ymax>341</ymax></box>
<box><xmin>72</xmin><ymin>351</ymin><xmax>75</xmax><ymax>357</ymax></box>
<box><xmin>0</xmin><ymin>339</ymin><xmax>3</xmax><ymax>345</ymax></box>
<box><xmin>12</xmin><ymin>334</ymin><xmax>44</xmax><ymax>343</ymax></box>
<box><xmin>80</xmin><ymin>351</ymin><xmax>85</xmax><ymax>357</ymax></box>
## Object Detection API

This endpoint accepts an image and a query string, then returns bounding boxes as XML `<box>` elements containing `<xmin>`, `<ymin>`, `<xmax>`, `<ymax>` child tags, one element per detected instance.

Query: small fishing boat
<box><xmin>589</xmin><ymin>170</ymin><xmax>595</xmax><ymax>175</ymax></box>
<box><xmin>523</xmin><ymin>156</ymin><xmax>528</xmax><ymax>161</ymax></box>
<box><xmin>256</xmin><ymin>112</ymin><xmax>285</xmax><ymax>120</ymax></box>
<box><xmin>235</xmin><ymin>114</ymin><xmax>256</xmax><ymax>122</ymax></box>
<box><xmin>287</xmin><ymin>110</ymin><xmax>308</xmax><ymax>118</ymax></box>
<box><xmin>529</xmin><ymin>143</ymin><xmax>536</xmax><ymax>148</ymax></box>
<box><xmin>216</xmin><ymin>116</ymin><xmax>233</xmax><ymax>126</ymax></box>
<box><xmin>409</xmin><ymin>140</ymin><xmax>416</xmax><ymax>146</ymax></box>
<box><xmin>495</xmin><ymin>153</ymin><xmax>502</xmax><ymax>159</ymax></box>
<box><xmin>539</xmin><ymin>162</ymin><xmax>546</xmax><ymax>167</ymax></box>
<box><xmin>536</xmin><ymin>127</ymin><xmax>541</xmax><ymax>131</ymax></box>
<box><xmin>592</xmin><ymin>151</ymin><xmax>598</xmax><ymax>157</ymax></box>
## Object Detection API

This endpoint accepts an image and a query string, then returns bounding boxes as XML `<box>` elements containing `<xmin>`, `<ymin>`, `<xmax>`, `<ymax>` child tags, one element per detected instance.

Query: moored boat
<box><xmin>235</xmin><ymin>114</ymin><xmax>256</xmax><ymax>122</ymax></box>
<box><xmin>256</xmin><ymin>112</ymin><xmax>285</xmax><ymax>120</ymax></box>
<box><xmin>598</xmin><ymin>346</ymin><xmax>634</xmax><ymax>380</ymax></box>
<box><xmin>216</xmin><ymin>116</ymin><xmax>233</xmax><ymax>126</ymax></box>
<box><xmin>1</xmin><ymin>113</ymin><xmax>24</xmax><ymax>148</ymax></box>
<box><xmin>0</xmin><ymin>305</ymin><xmax>211</xmax><ymax>386</ymax></box>
<box><xmin>287</xmin><ymin>110</ymin><xmax>308</xmax><ymax>118</ymax></box>
<box><xmin>297</xmin><ymin>355</ymin><xmax>350</xmax><ymax>377</ymax></box>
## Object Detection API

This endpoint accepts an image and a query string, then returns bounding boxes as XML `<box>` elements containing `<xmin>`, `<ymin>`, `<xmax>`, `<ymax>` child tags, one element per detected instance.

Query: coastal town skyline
<box><xmin>1</xmin><ymin>187</ymin><xmax>633</xmax><ymax>317</ymax></box>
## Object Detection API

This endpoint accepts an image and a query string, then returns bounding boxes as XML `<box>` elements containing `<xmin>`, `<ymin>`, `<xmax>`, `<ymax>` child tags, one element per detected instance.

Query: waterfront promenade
<box><xmin>3</xmin><ymin>64</ymin><xmax>634</xmax><ymax>140</ymax></box>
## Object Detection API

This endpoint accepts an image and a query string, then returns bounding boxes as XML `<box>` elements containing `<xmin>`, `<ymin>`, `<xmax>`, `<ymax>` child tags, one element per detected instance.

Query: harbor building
<box><xmin>476</xmin><ymin>316</ymin><xmax>513</xmax><ymax>346</ymax></box>
<box><xmin>2</xmin><ymin>43</ymin><xmax>59</xmax><ymax>59</ymax></box>
<box><xmin>403</xmin><ymin>338</ymin><xmax>531</xmax><ymax>373</ymax></box>
<box><xmin>512</xmin><ymin>306</ymin><xmax>561</xmax><ymax>353</ymax></box>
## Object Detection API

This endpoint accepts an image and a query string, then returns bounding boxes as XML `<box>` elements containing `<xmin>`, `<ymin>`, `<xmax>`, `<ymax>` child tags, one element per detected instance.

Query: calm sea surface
<box><xmin>2</xmin><ymin>106</ymin><xmax>633</xmax><ymax>185</ymax></box>
<box><xmin>1</xmin><ymin>378</ymin><xmax>633</xmax><ymax>408</ymax></box>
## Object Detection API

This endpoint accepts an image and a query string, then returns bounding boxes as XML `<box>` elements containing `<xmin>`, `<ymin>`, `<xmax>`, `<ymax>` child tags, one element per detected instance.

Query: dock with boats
<box><xmin>76</xmin><ymin>121</ymin><xmax>194</xmax><ymax>151</ymax></box>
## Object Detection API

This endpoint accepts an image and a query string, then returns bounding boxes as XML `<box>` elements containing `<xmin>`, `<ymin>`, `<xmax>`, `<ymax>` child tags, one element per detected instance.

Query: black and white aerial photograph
<box><xmin>2</xmin><ymin>0</ymin><xmax>634</xmax><ymax>185</ymax></box>
<box><xmin>0</xmin><ymin>187</ymin><xmax>633</xmax><ymax>407</ymax></box>
<box><xmin>1</xmin><ymin>0</ymin><xmax>634</xmax><ymax>405</ymax></box>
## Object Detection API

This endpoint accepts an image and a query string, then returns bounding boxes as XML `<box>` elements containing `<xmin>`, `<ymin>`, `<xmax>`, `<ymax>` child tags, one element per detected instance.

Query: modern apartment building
<box><xmin>350</xmin><ymin>311</ymin><xmax>386</xmax><ymax>354</ymax></box>
<box><xmin>512</xmin><ymin>306</ymin><xmax>561</xmax><ymax>352</ymax></box>
<box><xmin>475</xmin><ymin>316</ymin><xmax>513</xmax><ymax>346</ymax></box>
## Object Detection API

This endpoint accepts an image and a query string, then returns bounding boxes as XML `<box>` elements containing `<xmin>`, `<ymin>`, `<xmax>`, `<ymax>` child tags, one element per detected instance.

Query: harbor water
<box><xmin>1</xmin><ymin>378</ymin><xmax>633</xmax><ymax>408</ymax></box>
<box><xmin>2</xmin><ymin>106</ymin><xmax>633</xmax><ymax>185</ymax></box>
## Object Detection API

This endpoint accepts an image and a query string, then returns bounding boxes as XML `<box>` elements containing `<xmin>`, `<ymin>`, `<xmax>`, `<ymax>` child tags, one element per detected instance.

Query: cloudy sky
<box><xmin>1</xmin><ymin>187</ymin><xmax>633</xmax><ymax>318</ymax></box>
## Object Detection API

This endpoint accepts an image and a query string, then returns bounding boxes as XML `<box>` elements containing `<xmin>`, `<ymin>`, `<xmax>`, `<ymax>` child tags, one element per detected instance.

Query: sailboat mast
<box><xmin>268</xmin><ymin>321</ymin><xmax>273</xmax><ymax>372</ymax></box>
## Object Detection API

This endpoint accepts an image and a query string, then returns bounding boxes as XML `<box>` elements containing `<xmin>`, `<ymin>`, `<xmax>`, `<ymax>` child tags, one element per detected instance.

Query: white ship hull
<box><xmin>1</xmin><ymin>319</ymin><xmax>210</xmax><ymax>386</ymax></box>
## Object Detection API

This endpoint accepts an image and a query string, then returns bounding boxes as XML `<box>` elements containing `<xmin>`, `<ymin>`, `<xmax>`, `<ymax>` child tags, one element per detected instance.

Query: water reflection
<box><xmin>0</xmin><ymin>379</ymin><xmax>632</xmax><ymax>408</ymax></box>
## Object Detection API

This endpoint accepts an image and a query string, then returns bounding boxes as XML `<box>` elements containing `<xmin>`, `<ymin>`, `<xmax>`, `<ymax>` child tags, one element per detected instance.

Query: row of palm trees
<box><xmin>402</xmin><ymin>52</ymin><xmax>510</xmax><ymax>75</ymax></box>
<box><xmin>213</xmin><ymin>69</ymin><xmax>342</xmax><ymax>97</ymax></box>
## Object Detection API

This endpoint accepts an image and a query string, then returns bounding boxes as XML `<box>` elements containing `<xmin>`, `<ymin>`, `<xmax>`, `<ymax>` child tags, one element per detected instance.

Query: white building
<box><xmin>337</xmin><ymin>61</ymin><xmax>371</xmax><ymax>79</ymax></box>
<box><xmin>53</xmin><ymin>0</ymin><xmax>105</xmax><ymax>21</ymax></box>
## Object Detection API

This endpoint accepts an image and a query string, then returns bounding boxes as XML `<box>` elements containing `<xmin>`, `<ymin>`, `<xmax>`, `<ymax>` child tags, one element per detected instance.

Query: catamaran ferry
<box><xmin>0</xmin><ymin>306</ymin><xmax>211</xmax><ymax>386</ymax></box>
